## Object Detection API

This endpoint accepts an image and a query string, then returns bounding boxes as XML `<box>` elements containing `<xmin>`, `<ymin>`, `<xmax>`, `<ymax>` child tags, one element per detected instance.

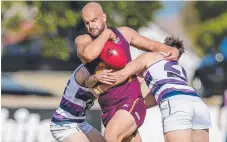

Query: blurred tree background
<box><xmin>1</xmin><ymin>1</ymin><xmax>161</xmax><ymax>60</ymax></box>
<box><xmin>181</xmin><ymin>1</ymin><xmax>227</xmax><ymax>56</ymax></box>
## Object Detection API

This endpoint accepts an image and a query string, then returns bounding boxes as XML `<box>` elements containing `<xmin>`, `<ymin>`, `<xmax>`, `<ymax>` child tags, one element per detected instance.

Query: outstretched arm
<box><xmin>119</xmin><ymin>27</ymin><xmax>179</xmax><ymax>60</ymax></box>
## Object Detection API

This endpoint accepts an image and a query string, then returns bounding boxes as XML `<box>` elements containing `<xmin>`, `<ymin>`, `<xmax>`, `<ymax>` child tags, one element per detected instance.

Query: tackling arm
<box><xmin>92</xmin><ymin>53</ymin><xmax>149</xmax><ymax>96</ymax></box>
<box><xmin>119</xmin><ymin>27</ymin><xmax>179</xmax><ymax>60</ymax></box>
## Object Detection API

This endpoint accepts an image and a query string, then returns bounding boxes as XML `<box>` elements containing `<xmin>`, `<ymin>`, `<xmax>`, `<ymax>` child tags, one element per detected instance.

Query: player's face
<box><xmin>82</xmin><ymin>12</ymin><xmax>106</xmax><ymax>37</ymax></box>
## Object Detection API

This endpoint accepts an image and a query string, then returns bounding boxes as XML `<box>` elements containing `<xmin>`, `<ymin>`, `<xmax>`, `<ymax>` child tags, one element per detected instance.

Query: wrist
<box><xmin>117</xmin><ymin>71</ymin><xmax>127</xmax><ymax>82</ymax></box>
<box><xmin>93</xmin><ymin>87</ymin><xmax>102</xmax><ymax>96</ymax></box>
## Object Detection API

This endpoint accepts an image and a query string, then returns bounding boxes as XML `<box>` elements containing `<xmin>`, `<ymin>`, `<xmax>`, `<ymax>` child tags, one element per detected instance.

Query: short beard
<box><xmin>96</xmin><ymin>22</ymin><xmax>106</xmax><ymax>37</ymax></box>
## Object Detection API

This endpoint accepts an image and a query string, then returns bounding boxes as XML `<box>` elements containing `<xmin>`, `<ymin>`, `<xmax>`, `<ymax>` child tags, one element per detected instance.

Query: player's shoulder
<box><xmin>75</xmin><ymin>34</ymin><xmax>92</xmax><ymax>46</ymax></box>
<box><xmin>117</xmin><ymin>26</ymin><xmax>135</xmax><ymax>33</ymax></box>
<box><xmin>117</xmin><ymin>26</ymin><xmax>137</xmax><ymax>41</ymax></box>
<box><xmin>142</xmin><ymin>52</ymin><xmax>164</xmax><ymax>66</ymax></box>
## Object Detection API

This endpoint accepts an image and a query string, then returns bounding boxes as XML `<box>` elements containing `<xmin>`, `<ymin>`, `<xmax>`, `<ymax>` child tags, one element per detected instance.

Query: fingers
<box><xmin>164</xmin><ymin>51</ymin><xmax>178</xmax><ymax>61</ymax></box>
<box><xmin>96</xmin><ymin>69</ymin><xmax>118</xmax><ymax>85</ymax></box>
<box><xmin>164</xmin><ymin>55</ymin><xmax>178</xmax><ymax>61</ymax></box>
<box><xmin>96</xmin><ymin>73</ymin><xmax>116</xmax><ymax>83</ymax></box>
<box><xmin>106</xmin><ymin>73</ymin><xmax>116</xmax><ymax>77</ymax></box>
<box><xmin>99</xmin><ymin>80</ymin><xmax>114</xmax><ymax>85</ymax></box>
<box><xmin>102</xmin><ymin>78</ymin><xmax>116</xmax><ymax>83</ymax></box>
<box><xmin>165</xmin><ymin>52</ymin><xmax>171</xmax><ymax>57</ymax></box>
<box><xmin>99</xmin><ymin>73</ymin><xmax>117</xmax><ymax>84</ymax></box>
<box><xmin>109</xmin><ymin>32</ymin><xmax>116</xmax><ymax>41</ymax></box>
<box><xmin>99</xmin><ymin>78</ymin><xmax>116</xmax><ymax>85</ymax></box>
<box><xmin>102</xmin><ymin>69</ymin><xmax>116</xmax><ymax>76</ymax></box>
<box><xmin>102</xmin><ymin>75</ymin><xmax>116</xmax><ymax>82</ymax></box>
<box><xmin>102</xmin><ymin>73</ymin><xmax>116</xmax><ymax>78</ymax></box>
<box><xmin>101</xmin><ymin>80</ymin><xmax>115</xmax><ymax>84</ymax></box>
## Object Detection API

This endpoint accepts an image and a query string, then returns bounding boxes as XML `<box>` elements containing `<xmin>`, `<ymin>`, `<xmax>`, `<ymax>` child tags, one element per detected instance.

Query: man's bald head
<box><xmin>82</xmin><ymin>2</ymin><xmax>104</xmax><ymax>16</ymax></box>
<box><xmin>81</xmin><ymin>2</ymin><xmax>107</xmax><ymax>37</ymax></box>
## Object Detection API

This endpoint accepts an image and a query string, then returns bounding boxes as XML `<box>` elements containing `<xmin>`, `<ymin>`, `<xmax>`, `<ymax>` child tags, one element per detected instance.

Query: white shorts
<box><xmin>50</xmin><ymin>121</ymin><xmax>93</xmax><ymax>142</ymax></box>
<box><xmin>159</xmin><ymin>95</ymin><xmax>211</xmax><ymax>133</ymax></box>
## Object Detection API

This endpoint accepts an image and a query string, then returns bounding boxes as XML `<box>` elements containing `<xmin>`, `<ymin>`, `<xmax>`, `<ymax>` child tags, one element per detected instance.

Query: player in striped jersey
<box><xmin>50</xmin><ymin>64</ymin><xmax>105</xmax><ymax>142</ymax></box>
<box><xmin>93</xmin><ymin>36</ymin><xmax>211</xmax><ymax>142</ymax></box>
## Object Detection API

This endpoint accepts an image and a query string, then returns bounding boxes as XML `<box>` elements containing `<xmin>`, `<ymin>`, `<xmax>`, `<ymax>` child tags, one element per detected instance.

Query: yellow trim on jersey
<box><xmin>129</xmin><ymin>98</ymin><xmax>139</xmax><ymax>113</ymax></box>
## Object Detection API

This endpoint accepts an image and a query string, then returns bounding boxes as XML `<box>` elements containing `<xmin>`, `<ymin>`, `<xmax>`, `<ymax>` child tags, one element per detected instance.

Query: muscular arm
<box><xmin>119</xmin><ymin>27</ymin><xmax>179</xmax><ymax>60</ymax></box>
<box><xmin>75</xmin><ymin>29</ymin><xmax>112</xmax><ymax>62</ymax></box>
<box><xmin>92</xmin><ymin>52</ymin><xmax>164</xmax><ymax>97</ymax></box>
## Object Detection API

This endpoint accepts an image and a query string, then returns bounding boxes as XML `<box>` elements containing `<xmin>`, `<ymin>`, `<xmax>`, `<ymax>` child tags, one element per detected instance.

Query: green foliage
<box><xmin>2</xmin><ymin>2</ymin><xmax>25</xmax><ymax>31</ymax></box>
<box><xmin>181</xmin><ymin>1</ymin><xmax>227</xmax><ymax>56</ymax></box>
<box><xmin>42</xmin><ymin>37</ymin><xmax>69</xmax><ymax>60</ymax></box>
<box><xmin>194</xmin><ymin>1</ymin><xmax>227</xmax><ymax>21</ymax></box>
<box><xmin>4</xmin><ymin>14</ymin><xmax>23</xmax><ymax>31</ymax></box>
<box><xmin>99</xmin><ymin>1</ymin><xmax>161</xmax><ymax>30</ymax></box>
<box><xmin>33</xmin><ymin>1</ymin><xmax>81</xmax><ymax>34</ymax></box>
<box><xmin>2</xmin><ymin>1</ymin><xmax>161</xmax><ymax>60</ymax></box>
<box><xmin>191</xmin><ymin>13</ymin><xmax>227</xmax><ymax>52</ymax></box>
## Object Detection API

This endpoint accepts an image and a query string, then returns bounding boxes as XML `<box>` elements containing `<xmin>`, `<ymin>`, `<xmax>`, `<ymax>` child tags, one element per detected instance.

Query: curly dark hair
<box><xmin>164</xmin><ymin>36</ymin><xmax>185</xmax><ymax>58</ymax></box>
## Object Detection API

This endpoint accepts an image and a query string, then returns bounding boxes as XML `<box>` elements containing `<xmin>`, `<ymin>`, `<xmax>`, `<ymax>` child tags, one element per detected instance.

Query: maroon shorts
<box><xmin>101</xmin><ymin>97</ymin><xmax>146</xmax><ymax>128</ymax></box>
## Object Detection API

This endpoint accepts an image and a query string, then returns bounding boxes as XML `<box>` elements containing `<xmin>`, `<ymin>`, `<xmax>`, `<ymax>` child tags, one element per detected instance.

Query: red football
<box><xmin>100</xmin><ymin>40</ymin><xmax>127</xmax><ymax>69</ymax></box>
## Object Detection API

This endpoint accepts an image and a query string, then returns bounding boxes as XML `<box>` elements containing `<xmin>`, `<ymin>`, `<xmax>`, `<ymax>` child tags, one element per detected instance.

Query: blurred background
<box><xmin>1</xmin><ymin>1</ymin><xmax>227</xmax><ymax>142</ymax></box>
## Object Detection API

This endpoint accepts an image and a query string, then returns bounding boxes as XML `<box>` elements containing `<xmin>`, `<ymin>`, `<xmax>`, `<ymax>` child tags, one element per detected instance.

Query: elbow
<box><xmin>83</xmin><ymin>48</ymin><xmax>99</xmax><ymax>62</ymax></box>
<box><xmin>84</xmin><ymin>55</ymin><xmax>95</xmax><ymax>62</ymax></box>
<box><xmin>80</xmin><ymin>53</ymin><xmax>96</xmax><ymax>62</ymax></box>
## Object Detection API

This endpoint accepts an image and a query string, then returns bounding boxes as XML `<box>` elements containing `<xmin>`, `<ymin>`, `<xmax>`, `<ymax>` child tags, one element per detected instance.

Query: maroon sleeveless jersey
<box><xmin>97</xmin><ymin>27</ymin><xmax>142</xmax><ymax>110</ymax></box>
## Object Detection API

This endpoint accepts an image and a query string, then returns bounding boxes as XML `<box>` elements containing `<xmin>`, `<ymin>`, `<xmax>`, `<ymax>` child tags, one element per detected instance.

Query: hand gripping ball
<box><xmin>100</xmin><ymin>40</ymin><xmax>127</xmax><ymax>69</ymax></box>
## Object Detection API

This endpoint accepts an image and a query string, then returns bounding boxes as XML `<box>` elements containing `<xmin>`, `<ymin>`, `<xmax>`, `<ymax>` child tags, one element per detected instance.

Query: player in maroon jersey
<box><xmin>75</xmin><ymin>2</ymin><xmax>179</xmax><ymax>142</ymax></box>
